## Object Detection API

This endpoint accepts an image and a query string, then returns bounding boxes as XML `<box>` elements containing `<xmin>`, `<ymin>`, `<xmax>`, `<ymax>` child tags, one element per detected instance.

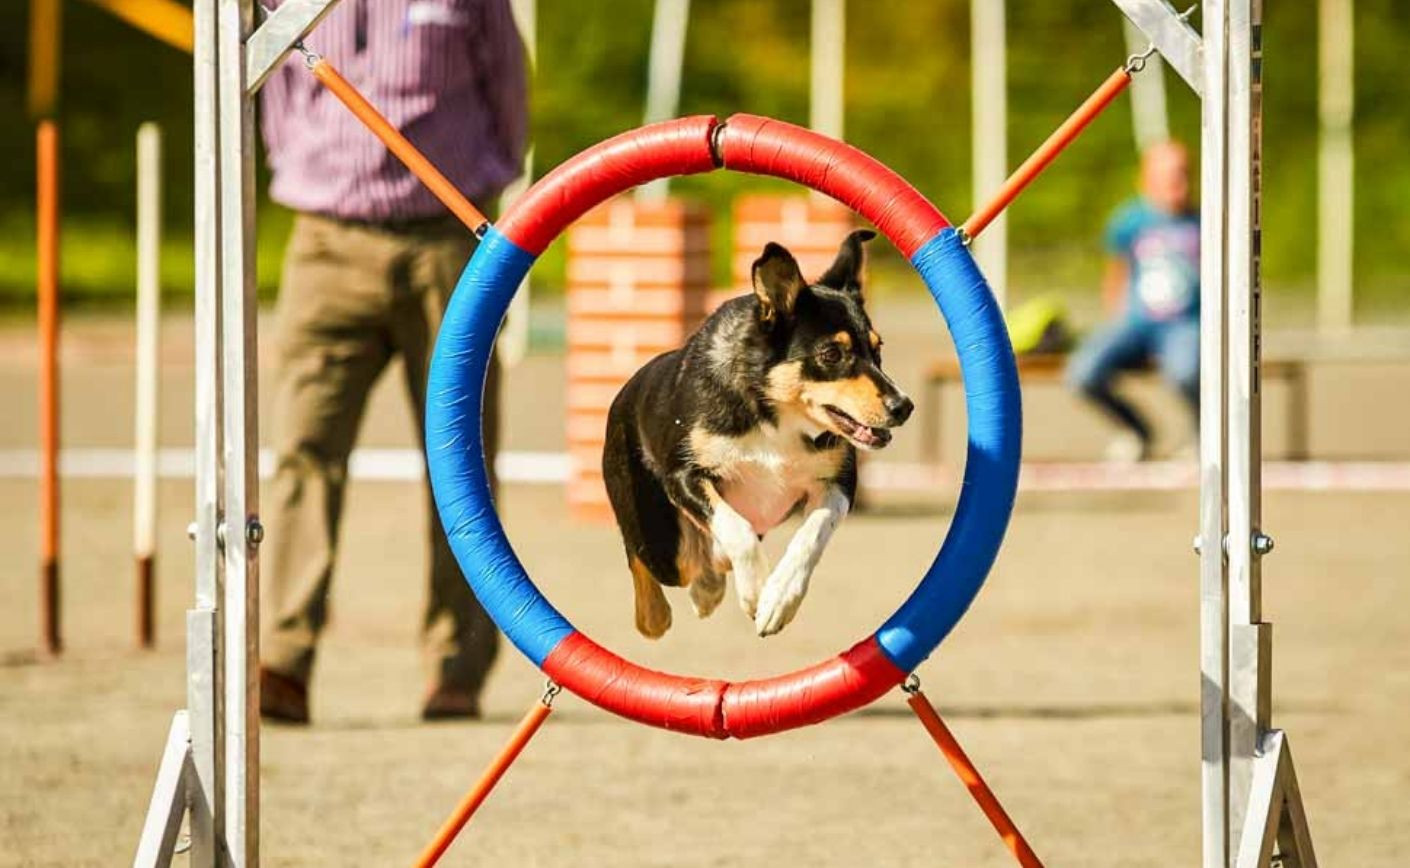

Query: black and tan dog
<box><xmin>602</xmin><ymin>230</ymin><xmax>913</xmax><ymax>638</ymax></box>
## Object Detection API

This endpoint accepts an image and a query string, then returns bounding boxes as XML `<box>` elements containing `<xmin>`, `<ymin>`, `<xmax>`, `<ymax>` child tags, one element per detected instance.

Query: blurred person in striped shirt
<box><xmin>257</xmin><ymin>0</ymin><xmax>527</xmax><ymax>724</ymax></box>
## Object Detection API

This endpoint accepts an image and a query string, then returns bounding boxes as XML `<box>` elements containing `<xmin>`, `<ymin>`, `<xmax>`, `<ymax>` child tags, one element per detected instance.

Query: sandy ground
<box><xmin>1</xmin><ymin>309</ymin><xmax>1408</xmax><ymax>866</ymax></box>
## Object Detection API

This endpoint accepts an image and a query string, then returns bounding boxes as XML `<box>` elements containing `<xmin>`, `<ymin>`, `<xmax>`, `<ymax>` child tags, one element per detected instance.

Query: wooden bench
<box><xmin>918</xmin><ymin>352</ymin><xmax>1310</xmax><ymax>462</ymax></box>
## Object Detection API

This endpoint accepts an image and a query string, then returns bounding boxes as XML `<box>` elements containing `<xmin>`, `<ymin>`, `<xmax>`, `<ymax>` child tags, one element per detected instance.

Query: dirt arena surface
<box><xmin>2</xmin><ymin>309</ymin><xmax>1408</xmax><ymax>866</ymax></box>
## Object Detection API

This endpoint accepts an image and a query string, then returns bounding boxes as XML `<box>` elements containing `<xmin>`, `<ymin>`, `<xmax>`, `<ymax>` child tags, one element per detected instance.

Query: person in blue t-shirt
<box><xmin>1067</xmin><ymin>141</ymin><xmax>1200</xmax><ymax>462</ymax></box>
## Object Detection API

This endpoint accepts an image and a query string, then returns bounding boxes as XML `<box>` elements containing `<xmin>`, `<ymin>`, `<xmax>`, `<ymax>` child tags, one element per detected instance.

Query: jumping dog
<box><xmin>602</xmin><ymin>229</ymin><xmax>913</xmax><ymax>638</ymax></box>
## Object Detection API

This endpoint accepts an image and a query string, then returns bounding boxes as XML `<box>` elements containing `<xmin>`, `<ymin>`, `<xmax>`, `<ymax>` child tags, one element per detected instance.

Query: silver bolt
<box><xmin>246</xmin><ymin>519</ymin><xmax>265</xmax><ymax>546</ymax></box>
<box><xmin>1192</xmin><ymin>534</ymin><xmax>1202</xmax><ymax>555</ymax></box>
<box><xmin>1252</xmin><ymin>532</ymin><xmax>1275</xmax><ymax>556</ymax></box>
<box><xmin>187</xmin><ymin>521</ymin><xmax>198</xmax><ymax>541</ymax></box>
<box><xmin>215</xmin><ymin>522</ymin><xmax>227</xmax><ymax>548</ymax></box>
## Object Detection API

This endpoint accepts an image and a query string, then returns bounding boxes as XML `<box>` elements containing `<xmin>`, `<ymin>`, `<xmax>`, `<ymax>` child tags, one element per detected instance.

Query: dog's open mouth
<box><xmin>823</xmin><ymin>405</ymin><xmax>892</xmax><ymax>449</ymax></box>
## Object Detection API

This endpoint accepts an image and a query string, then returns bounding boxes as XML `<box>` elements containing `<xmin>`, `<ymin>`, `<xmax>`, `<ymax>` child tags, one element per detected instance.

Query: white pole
<box><xmin>135</xmin><ymin>122</ymin><xmax>162</xmax><ymax>649</ymax></box>
<box><xmin>1317</xmin><ymin>0</ymin><xmax>1354</xmax><ymax>334</ymax></box>
<box><xmin>970</xmin><ymin>0</ymin><xmax>1007</xmax><ymax>308</ymax></box>
<box><xmin>637</xmin><ymin>0</ymin><xmax>690</xmax><ymax>201</ymax></box>
<box><xmin>810</xmin><ymin>0</ymin><xmax>844</xmax><ymax>140</ymax></box>
<box><xmin>1122</xmin><ymin>16</ymin><xmax>1170</xmax><ymax>148</ymax></box>
<box><xmin>496</xmin><ymin>0</ymin><xmax>536</xmax><ymax>368</ymax></box>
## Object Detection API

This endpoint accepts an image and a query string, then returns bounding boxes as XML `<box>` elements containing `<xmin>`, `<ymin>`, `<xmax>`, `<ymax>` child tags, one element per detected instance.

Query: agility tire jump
<box><xmin>425</xmin><ymin>113</ymin><xmax>1022</xmax><ymax>740</ymax></box>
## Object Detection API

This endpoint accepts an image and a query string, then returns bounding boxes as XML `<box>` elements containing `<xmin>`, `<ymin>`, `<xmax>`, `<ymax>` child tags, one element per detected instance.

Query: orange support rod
<box><xmin>414</xmin><ymin>696</ymin><xmax>554</xmax><ymax>867</ymax></box>
<box><xmin>962</xmin><ymin>66</ymin><xmax>1133</xmax><ymax>243</ymax></box>
<box><xmin>308</xmin><ymin>58</ymin><xmax>490</xmax><ymax>234</ymax></box>
<box><xmin>37</xmin><ymin>120</ymin><xmax>61</xmax><ymax>656</ymax></box>
<box><xmin>907</xmin><ymin>689</ymin><xmax>1043</xmax><ymax>868</ymax></box>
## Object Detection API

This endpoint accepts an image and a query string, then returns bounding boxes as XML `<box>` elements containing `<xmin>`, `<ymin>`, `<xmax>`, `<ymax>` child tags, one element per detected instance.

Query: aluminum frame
<box><xmin>137</xmin><ymin>1</ymin><xmax>1316</xmax><ymax>863</ymax></box>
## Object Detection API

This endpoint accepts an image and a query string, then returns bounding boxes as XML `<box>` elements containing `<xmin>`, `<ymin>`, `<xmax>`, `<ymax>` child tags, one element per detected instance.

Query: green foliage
<box><xmin>1</xmin><ymin>0</ymin><xmax>1406</xmax><ymax>314</ymax></box>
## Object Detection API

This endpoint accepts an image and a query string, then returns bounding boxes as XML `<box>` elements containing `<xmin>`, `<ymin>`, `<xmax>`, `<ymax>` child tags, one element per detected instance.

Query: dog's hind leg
<box><xmin>630</xmin><ymin>557</ymin><xmax>673</xmax><ymax>639</ymax></box>
<box><xmin>677</xmin><ymin>519</ymin><xmax>726</xmax><ymax>619</ymax></box>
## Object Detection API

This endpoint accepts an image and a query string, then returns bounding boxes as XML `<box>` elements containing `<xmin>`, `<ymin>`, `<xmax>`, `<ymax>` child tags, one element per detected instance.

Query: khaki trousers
<box><xmin>262</xmin><ymin>213</ymin><xmax>500</xmax><ymax>697</ymax></box>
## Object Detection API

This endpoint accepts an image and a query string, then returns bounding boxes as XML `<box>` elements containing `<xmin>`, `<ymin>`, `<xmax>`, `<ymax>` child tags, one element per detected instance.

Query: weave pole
<box><xmin>37</xmin><ymin>119</ymin><xmax>61</xmax><ymax>656</ymax></box>
<box><xmin>134</xmin><ymin>122</ymin><xmax>162</xmax><ymax>649</ymax></box>
<box><xmin>961</xmin><ymin>66</ymin><xmax>1134</xmax><ymax>243</ymax></box>
<box><xmin>904</xmin><ymin>682</ymin><xmax>1043</xmax><ymax>868</ymax></box>
<box><xmin>414</xmin><ymin>686</ymin><xmax>559</xmax><ymax>868</ymax></box>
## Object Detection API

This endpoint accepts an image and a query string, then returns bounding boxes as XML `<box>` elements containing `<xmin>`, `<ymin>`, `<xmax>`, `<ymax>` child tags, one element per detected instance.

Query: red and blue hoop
<box><xmin>425</xmin><ymin>114</ymin><xmax>1022</xmax><ymax>740</ymax></box>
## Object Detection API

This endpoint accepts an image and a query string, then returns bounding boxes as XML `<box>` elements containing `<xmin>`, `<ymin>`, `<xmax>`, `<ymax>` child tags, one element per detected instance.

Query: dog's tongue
<box><xmin>851</xmin><ymin>425</ymin><xmax>891</xmax><ymax>448</ymax></box>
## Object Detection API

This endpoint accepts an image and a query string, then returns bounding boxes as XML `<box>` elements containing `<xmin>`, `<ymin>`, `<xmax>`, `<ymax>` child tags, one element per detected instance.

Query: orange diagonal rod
<box><xmin>414</xmin><ymin>696</ymin><xmax>554</xmax><ymax>867</ymax></box>
<box><xmin>308</xmin><ymin>57</ymin><xmax>490</xmax><ymax>234</ymax></box>
<box><xmin>962</xmin><ymin>66</ymin><xmax>1134</xmax><ymax>243</ymax></box>
<box><xmin>907</xmin><ymin>688</ymin><xmax>1044</xmax><ymax>868</ymax></box>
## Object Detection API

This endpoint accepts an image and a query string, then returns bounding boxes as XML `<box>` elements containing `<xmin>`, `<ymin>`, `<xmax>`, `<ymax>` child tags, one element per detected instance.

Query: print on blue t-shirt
<box><xmin>1105</xmin><ymin>199</ymin><xmax>1200</xmax><ymax>322</ymax></box>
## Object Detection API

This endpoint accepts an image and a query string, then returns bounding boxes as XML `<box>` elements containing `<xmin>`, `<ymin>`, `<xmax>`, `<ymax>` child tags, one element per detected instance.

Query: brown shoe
<box><xmin>260</xmin><ymin>667</ymin><xmax>310</xmax><ymax>724</ymax></box>
<box><xmin>422</xmin><ymin>684</ymin><xmax>481</xmax><ymax>721</ymax></box>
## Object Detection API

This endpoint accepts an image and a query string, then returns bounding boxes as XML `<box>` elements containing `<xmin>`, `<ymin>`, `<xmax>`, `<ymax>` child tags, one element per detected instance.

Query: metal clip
<box><xmin>542</xmin><ymin>679</ymin><xmax>563</xmax><ymax>707</ymax></box>
<box><xmin>1125</xmin><ymin>42</ymin><xmax>1158</xmax><ymax>75</ymax></box>
<box><xmin>293</xmin><ymin>39</ymin><xmax>322</xmax><ymax>69</ymax></box>
<box><xmin>901</xmin><ymin>673</ymin><xmax>921</xmax><ymax>695</ymax></box>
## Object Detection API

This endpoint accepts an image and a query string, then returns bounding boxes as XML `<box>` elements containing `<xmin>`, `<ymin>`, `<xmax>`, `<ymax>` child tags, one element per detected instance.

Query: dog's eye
<box><xmin>820</xmin><ymin>344</ymin><xmax>845</xmax><ymax>365</ymax></box>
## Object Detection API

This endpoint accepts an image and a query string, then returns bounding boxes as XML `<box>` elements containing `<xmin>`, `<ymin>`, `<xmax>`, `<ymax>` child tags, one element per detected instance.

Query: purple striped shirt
<box><xmin>260</xmin><ymin>0</ymin><xmax>527</xmax><ymax>222</ymax></box>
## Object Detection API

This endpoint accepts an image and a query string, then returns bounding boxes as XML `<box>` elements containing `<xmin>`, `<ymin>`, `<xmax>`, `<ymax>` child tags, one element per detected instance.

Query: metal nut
<box><xmin>1252</xmin><ymin>532</ymin><xmax>1275</xmax><ymax>555</ymax></box>
<box><xmin>187</xmin><ymin>521</ymin><xmax>198</xmax><ymax>541</ymax></box>
<box><xmin>246</xmin><ymin>519</ymin><xmax>265</xmax><ymax>546</ymax></box>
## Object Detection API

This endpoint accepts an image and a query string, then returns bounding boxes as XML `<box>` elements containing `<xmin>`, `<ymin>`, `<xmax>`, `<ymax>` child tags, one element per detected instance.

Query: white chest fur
<box><xmin>691</xmin><ymin>411</ymin><xmax>843</xmax><ymax>537</ymax></box>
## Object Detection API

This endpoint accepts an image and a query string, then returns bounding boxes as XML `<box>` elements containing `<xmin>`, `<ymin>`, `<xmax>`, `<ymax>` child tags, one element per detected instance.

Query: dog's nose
<box><xmin>885</xmin><ymin>393</ymin><xmax>914</xmax><ymax>425</ymax></box>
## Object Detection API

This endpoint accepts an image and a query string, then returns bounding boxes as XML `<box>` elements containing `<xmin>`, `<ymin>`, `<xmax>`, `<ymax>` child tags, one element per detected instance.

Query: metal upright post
<box><xmin>215</xmin><ymin>0</ymin><xmax>260</xmax><ymax>862</ymax></box>
<box><xmin>1228</xmin><ymin>1</ymin><xmax>1317</xmax><ymax>864</ymax></box>
<box><xmin>188</xmin><ymin>0</ymin><xmax>224</xmax><ymax>860</ymax></box>
<box><xmin>1225</xmin><ymin>0</ymin><xmax>1264</xmax><ymax>850</ymax></box>
<box><xmin>138</xmin><ymin>1</ymin><xmax>341</xmax><ymax>864</ymax></box>
<box><xmin>1197</xmin><ymin>1</ymin><xmax>1230</xmax><ymax>858</ymax></box>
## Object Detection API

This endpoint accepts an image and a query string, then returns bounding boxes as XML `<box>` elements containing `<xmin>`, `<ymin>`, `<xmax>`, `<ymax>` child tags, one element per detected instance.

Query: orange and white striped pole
<box><xmin>37</xmin><ymin>120</ymin><xmax>62</xmax><ymax>656</ymax></box>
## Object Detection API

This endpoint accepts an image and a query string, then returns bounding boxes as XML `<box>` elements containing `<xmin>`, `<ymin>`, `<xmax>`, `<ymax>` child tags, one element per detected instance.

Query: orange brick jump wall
<box><xmin>565</xmin><ymin>196</ymin><xmax>712</xmax><ymax>521</ymax></box>
<box><xmin>724</xmin><ymin>194</ymin><xmax>861</xmax><ymax>312</ymax></box>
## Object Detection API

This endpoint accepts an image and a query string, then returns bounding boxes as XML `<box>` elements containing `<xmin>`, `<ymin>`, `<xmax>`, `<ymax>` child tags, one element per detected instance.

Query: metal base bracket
<box><xmin>1235</xmin><ymin>730</ymin><xmax>1318</xmax><ymax>868</ymax></box>
<box><xmin>133</xmin><ymin>711</ymin><xmax>195</xmax><ymax>868</ymax></box>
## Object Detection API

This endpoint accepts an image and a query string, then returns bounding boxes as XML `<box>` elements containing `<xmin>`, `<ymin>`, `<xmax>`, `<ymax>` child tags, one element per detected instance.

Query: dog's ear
<box><xmin>752</xmin><ymin>242</ymin><xmax>807</xmax><ymax>328</ymax></box>
<box><xmin>817</xmin><ymin>229</ymin><xmax>876</xmax><ymax>294</ymax></box>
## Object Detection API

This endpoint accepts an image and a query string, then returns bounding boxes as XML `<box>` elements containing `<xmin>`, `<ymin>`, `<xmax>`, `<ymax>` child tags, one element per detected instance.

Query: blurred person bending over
<box><xmin>257</xmin><ymin>0</ymin><xmax>527</xmax><ymax>723</ymax></box>
<box><xmin>1066</xmin><ymin>141</ymin><xmax>1200</xmax><ymax>462</ymax></box>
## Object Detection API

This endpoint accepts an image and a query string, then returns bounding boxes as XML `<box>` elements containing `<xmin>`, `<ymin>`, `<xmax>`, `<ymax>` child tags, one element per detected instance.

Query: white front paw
<box><xmin>731</xmin><ymin>545</ymin><xmax>770</xmax><ymax>619</ymax></box>
<box><xmin>754</xmin><ymin>556</ymin><xmax>812</xmax><ymax>637</ymax></box>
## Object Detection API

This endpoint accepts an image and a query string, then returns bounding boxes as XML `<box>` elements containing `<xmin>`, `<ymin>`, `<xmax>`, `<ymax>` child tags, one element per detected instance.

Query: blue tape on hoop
<box><xmin>873</xmin><ymin>228</ymin><xmax>1023</xmax><ymax>672</ymax></box>
<box><xmin>424</xmin><ymin>227</ymin><xmax>574</xmax><ymax>667</ymax></box>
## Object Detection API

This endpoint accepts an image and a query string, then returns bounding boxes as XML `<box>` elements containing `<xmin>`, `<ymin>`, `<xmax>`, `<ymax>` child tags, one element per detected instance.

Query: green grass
<box><xmin>0</xmin><ymin>207</ymin><xmax>294</xmax><ymax>309</ymax></box>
